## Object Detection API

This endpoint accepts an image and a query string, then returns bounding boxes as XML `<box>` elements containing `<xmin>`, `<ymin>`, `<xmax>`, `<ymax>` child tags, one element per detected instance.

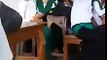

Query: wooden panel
<box><xmin>7</xmin><ymin>22</ymin><xmax>46</xmax><ymax>60</ymax></box>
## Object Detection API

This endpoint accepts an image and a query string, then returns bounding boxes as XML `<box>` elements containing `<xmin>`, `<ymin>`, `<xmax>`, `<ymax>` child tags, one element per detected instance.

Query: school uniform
<box><xmin>34</xmin><ymin>0</ymin><xmax>64</xmax><ymax>60</ymax></box>
<box><xmin>71</xmin><ymin>0</ymin><xmax>94</xmax><ymax>35</ymax></box>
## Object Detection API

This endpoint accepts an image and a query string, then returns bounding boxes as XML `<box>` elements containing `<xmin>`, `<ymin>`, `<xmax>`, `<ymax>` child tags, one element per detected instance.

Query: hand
<box><xmin>31</xmin><ymin>14</ymin><xmax>44</xmax><ymax>23</ymax></box>
<box><xmin>101</xmin><ymin>15</ymin><xmax>105</xmax><ymax>25</ymax></box>
<box><xmin>33</xmin><ymin>13</ymin><xmax>44</xmax><ymax>20</ymax></box>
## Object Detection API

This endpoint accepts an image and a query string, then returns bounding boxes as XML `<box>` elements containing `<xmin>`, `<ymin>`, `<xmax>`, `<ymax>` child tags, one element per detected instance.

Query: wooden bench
<box><xmin>63</xmin><ymin>35</ymin><xmax>82</xmax><ymax>60</ymax></box>
<box><xmin>7</xmin><ymin>22</ymin><xmax>46</xmax><ymax>60</ymax></box>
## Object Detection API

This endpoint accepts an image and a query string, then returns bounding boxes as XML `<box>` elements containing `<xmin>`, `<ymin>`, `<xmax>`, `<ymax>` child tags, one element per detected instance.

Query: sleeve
<box><xmin>18</xmin><ymin>0</ymin><xmax>37</xmax><ymax>22</ymax></box>
<box><xmin>18</xmin><ymin>0</ymin><xmax>28</xmax><ymax>19</ymax></box>
<box><xmin>25</xmin><ymin>0</ymin><xmax>37</xmax><ymax>21</ymax></box>
<box><xmin>93</xmin><ymin>1</ymin><xmax>105</xmax><ymax>16</ymax></box>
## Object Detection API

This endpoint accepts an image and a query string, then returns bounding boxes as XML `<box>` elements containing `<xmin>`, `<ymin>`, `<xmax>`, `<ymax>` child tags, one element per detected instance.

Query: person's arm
<box><xmin>93</xmin><ymin>1</ymin><xmax>105</xmax><ymax>16</ymax></box>
<box><xmin>64</xmin><ymin>0</ymin><xmax>72</xmax><ymax>7</ymax></box>
<box><xmin>101</xmin><ymin>15</ymin><xmax>105</xmax><ymax>25</ymax></box>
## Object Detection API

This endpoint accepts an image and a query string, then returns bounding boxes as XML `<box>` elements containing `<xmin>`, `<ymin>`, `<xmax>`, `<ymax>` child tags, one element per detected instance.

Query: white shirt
<box><xmin>18</xmin><ymin>0</ymin><xmax>36</xmax><ymax>22</ymax></box>
<box><xmin>35</xmin><ymin>0</ymin><xmax>58</xmax><ymax>14</ymax></box>
<box><xmin>92</xmin><ymin>0</ymin><xmax>105</xmax><ymax>25</ymax></box>
<box><xmin>71</xmin><ymin>0</ymin><xmax>93</xmax><ymax>28</ymax></box>
<box><xmin>34</xmin><ymin>0</ymin><xmax>58</xmax><ymax>14</ymax></box>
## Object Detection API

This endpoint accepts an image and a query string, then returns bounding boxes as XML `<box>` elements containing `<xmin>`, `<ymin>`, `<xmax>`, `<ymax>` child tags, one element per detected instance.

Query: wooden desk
<box><xmin>7</xmin><ymin>22</ymin><xmax>46</xmax><ymax>60</ymax></box>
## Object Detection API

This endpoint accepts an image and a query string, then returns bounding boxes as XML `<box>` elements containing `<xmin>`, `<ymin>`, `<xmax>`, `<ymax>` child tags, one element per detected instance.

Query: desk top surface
<box><xmin>21</xmin><ymin>22</ymin><xmax>46</xmax><ymax>28</ymax></box>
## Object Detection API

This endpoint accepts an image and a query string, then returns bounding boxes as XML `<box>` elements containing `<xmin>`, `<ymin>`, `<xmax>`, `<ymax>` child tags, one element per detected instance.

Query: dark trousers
<box><xmin>76</xmin><ymin>25</ymin><xmax>105</xmax><ymax>60</ymax></box>
<box><xmin>51</xmin><ymin>23</ymin><xmax>63</xmax><ymax>53</ymax></box>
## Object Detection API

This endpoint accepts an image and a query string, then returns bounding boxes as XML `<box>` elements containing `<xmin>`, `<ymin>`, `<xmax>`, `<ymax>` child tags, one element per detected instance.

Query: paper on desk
<box><xmin>0</xmin><ymin>19</ymin><xmax>13</xmax><ymax>60</ymax></box>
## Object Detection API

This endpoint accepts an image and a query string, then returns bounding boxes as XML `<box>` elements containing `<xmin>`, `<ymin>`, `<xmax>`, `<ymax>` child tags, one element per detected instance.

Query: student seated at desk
<box><xmin>70</xmin><ymin>0</ymin><xmax>105</xmax><ymax>60</ymax></box>
<box><xmin>18</xmin><ymin>0</ymin><xmax>72</xmax><ymax>59</ymax></box>
<box><xmin>32</xmin><ymin>0</ymin><xmax>63</xmax><ymax>59</ymax></box>
<box><xmin>33</xmin><ymin>0</ymin><xmax>72</xmax><ymax>56</ymax></box>
<box><xmin>18</xmin><ymin>0</ymin><xmax>62</xmax><ymax>60</ymax></box>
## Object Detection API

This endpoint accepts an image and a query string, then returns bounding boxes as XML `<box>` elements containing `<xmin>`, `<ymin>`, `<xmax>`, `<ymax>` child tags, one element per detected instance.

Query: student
<box><xmin>71</xmin><ymin>0</ymin><xmax>94</xmax><ymax>35</ymax></box>
<box><xmin>70</xmin><ymin>0</ymin><xmax>105</xmax><ymax>60</ymax></box>
<box><xmin>77</xmin><ymin>17</ymin><xmax>105</xmax><ymax>60</ymax></box>
<box><xmin>92</xmin><ymin>0</ymin><xmax>105</xmax><ymax>26</ymax></box>
<box><xmin>32</xmin><ymin>0</ymin><xmax>61</xmax><ymax>60</ymax></box>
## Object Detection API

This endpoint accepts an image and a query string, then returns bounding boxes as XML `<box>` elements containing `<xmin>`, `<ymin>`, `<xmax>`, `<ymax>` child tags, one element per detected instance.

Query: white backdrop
<box><xmin>0</xmin><ymin>20</ymin><xmax>13</xmax><ymax>60</ymax></box>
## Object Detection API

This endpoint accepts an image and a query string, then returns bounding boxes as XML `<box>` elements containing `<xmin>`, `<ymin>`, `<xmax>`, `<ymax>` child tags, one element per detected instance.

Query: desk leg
<box><xmin>37</xmin><ymin>29</ymin><xmax>46</xmax><ymax>60</ymax></box>
<box><xmin>64</xmin><ymin>40</ymin><xmax>68</xmax><ymax>60</ymax></box>
<box><xmin>10</xmin><ymin>43</ymin><xmax>16</xmax><ymax>60</ymax></box>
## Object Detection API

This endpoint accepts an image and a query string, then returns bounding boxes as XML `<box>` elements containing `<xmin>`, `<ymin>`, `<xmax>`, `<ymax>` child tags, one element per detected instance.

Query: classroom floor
<box><xmin>18</xmin><ymin>44</ymin><xmax>80</xmax><ymax>60</ymax></box>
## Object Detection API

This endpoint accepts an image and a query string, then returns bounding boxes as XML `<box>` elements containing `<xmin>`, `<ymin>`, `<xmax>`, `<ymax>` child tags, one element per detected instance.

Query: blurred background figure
<box><xmin>92</xmin><ymin>0</ymin><xmax>105</xmax><ymax>26</ymax></box>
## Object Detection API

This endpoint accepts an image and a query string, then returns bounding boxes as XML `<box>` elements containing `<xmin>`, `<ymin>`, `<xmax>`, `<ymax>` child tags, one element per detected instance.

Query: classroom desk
<box><xmin>7</xmin><ymin>22</ymin><xmax>46</xmax><ymax>60</ymax></box>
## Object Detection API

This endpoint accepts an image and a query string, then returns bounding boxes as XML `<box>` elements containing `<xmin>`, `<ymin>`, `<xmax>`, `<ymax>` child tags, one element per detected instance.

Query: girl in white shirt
<box><xmin>71</xmin><ymin>0</ymin><xmax>94</xmax><ymax>35</ymax></box>
<box><xmin>70</xmin><ymin>0</ymin><xmax>105</xmax><ymax>60</ymax></box>
<box><xmin>92</xmin><ymin>0</ymin><xmax>105</xmax><ymax>25</ymax></box>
